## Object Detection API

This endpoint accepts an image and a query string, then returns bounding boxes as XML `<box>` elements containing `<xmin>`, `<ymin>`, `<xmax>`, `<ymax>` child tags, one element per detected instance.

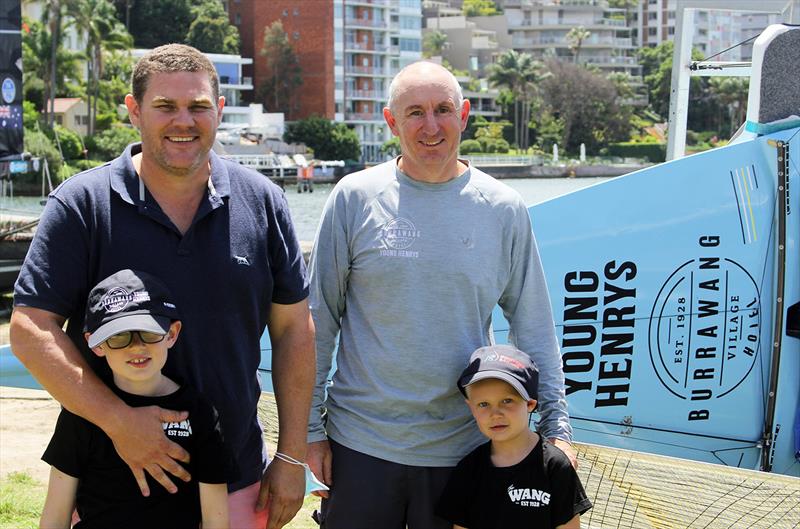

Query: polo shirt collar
<box><xmin>110</xmin><ymin>142</ymin><xmax>231</xmax><ymax>207</ymax></box>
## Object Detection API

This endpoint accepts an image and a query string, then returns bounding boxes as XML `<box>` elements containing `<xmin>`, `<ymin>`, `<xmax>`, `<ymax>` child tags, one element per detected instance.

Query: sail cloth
<box><xmin>576</xmin><ymin>442</ymin><xmax>800</xmax><ymax>528</ymax></box>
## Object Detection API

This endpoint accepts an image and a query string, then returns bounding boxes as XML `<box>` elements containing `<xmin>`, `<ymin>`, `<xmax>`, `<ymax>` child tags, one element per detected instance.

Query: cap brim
<box><xmin>87</xmin><ymin>314</ymin><xmax>171</xmax><ymax>348</ymax></box>
<box><xmin>460</xmin><ymin>370</ymin><xmax>532</xmax><ymax>401</ymax></box>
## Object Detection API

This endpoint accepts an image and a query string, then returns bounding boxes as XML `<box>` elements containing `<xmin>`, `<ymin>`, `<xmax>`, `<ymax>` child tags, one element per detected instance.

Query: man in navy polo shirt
<box><xmin>10</xmin><ymin>44</ymin><xmax>314</xmax><ymax>529</ymax></box>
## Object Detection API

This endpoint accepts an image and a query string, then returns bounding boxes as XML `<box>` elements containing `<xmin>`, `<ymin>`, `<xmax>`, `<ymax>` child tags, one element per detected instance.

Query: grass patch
<box><xmin>0</xmin><ymin>470</ymin><xmax>321</xmax><ymax>529</ymax></box>
<box><xmin>0</xmin><ymin>471</ymin><xmax>45</xmax><ymax>529</ymax></box>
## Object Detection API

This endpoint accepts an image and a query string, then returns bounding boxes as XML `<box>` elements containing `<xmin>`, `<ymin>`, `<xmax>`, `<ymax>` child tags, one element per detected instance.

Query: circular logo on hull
<box><xmin>648</xmin><ymin>258</ymin><xmax>760</xmax><ymax>400</ymax></box>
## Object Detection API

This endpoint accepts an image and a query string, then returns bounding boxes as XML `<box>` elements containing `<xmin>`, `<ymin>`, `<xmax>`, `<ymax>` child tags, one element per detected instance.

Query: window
<box><xmin>648</xmin><ymin>27</ymin><xmax>657</xmax><ymax>36</ymax></box>
<box><xmin>282</xmin><ymin>9</ymin><xmax>288</xmax><ymax>16</ymax></box>
<box><xmin>399</xmin><ymin>38</ymin><xmax>420</xmax><ymax>52</ymax></box>
<box><xmin>293</xmin><ymin>7</ymin><xmax>299</xmax><ymax>16</ymax></box>
<box><xmin>293</xmin><ymin>31</ymin><xmax>300</xmax><ymax>40</ymax></box>
<box><xmin>235</xmin><ymin>13</ymin><xmax>241</xmax><ymax>25</ymax></box>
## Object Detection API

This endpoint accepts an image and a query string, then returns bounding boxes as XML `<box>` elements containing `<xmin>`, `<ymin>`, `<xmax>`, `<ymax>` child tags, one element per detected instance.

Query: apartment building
<box><xmin>500</xmin><ymin>0</ymin><xmax>640</xmax><ymax>75</ymax></box>
<box><xmin>335</xmin><ymin>0</ymin><xmax>423</xmax><ymax>162</ymax></box>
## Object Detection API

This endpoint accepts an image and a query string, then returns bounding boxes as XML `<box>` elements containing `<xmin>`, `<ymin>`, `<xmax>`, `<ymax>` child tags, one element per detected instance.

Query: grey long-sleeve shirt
<box><xmin>308</xmin><ymin>161</ymin><xmax>571</xmax><ymax>466</ymax></box>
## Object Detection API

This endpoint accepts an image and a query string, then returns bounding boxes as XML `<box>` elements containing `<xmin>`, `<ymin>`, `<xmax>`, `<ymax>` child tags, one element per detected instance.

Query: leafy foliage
<box><xmin>462</xmin><ymin>0</ymin><xmax>501</xmax><ymax>16</ymax></box>
<box><xmin>459</xmin><ymin>139</ymin><xmax>482</xmax><ymax>154</ymax></box>
<box><xmin>24</xmin><ymin>127</ymin><xmax>62</xmax><ymax>173</ymax></box>
<box><xmin>381</xmin><ymin>137</ymin><xmax>401</xmax><ymax>157</ymax></box>
<box><xmin>540</xmin><ymin>60</ymin><xmax>632</xmax><ymax>153</ymax></box>
<box><xmin>259</xmin><ymin>21</ymin><xmax>302</xmax><ymax>114</ymax></box>
<box><xmin>423</xmin><ymin>30</ymin><xmax>448</xmax><ymax>58</ymax></box>
<box><xmin>284</xmin><ymin>116</ymin><xmax>361</xmax><ymax>161</ymax></box>
<box><xmin>186</xmin><ymin>0</ymin><xmax>240</xmax><ymax>54</ymax></box>
<box><xmin>53</xmin><ymin>124</ymin><xmax>85</xmax><ymax>160</ymax></box>
<box><xmin>85</xmin><ymin>125</ymin><xmax>141</xmax><ymax>161</ymax></box>
<box><xmin>113</xmin><ymin>0</ymin><xmax>194</xmax><ymax>49</ymax></box>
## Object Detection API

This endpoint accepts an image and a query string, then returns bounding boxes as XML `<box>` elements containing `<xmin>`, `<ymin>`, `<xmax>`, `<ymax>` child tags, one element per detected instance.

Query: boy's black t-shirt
<box><xmin>436</xmin><ymin>439</ymin><xmax>592</xmax><ymax>529</ymax></box>
<box><xmin>42</xmin><ymin>383</ymin><xmax>236</xmax><ymax>529</ymax></box>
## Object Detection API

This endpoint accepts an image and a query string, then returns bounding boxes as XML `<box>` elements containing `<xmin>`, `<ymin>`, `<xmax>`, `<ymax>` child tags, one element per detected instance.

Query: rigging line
<box><xmin>695</xmin><ymin>34</ymin><xmax>759</xmax><ymax>64</ymax></box>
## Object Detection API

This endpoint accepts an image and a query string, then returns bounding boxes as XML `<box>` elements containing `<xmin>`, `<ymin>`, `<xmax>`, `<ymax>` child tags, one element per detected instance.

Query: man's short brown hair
<box><xmin>132</xmin><ymin>44</ymin><xmax>219</xmax><ymax>102</ymax></box>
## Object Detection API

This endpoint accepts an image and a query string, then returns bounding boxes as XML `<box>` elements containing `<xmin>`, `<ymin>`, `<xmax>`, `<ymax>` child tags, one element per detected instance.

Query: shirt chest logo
<box><xmin>163</xmin><ymin>419</ymin><xmax>193</xmax><ymax>438</ymax></box>
<box><xmin>379</xmin><ymin>217</ymin><xmax>420</xmax><ymax>258</ymax></box>
<box><xmin>507</xmin><ymin>485</ymin><xmax>550</xmax><ymax>507</ymax></box>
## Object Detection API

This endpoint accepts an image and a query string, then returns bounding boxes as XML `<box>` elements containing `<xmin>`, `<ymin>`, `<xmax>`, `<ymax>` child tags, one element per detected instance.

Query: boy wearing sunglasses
<box><xmin>39</xmin><ymin>269</ymin><xmax>233</xmax><ymax>529</ymax></box>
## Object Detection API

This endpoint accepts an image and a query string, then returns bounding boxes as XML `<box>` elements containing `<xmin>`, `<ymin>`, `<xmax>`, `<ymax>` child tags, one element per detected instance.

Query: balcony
<box><xmin>344</xmin><ymin>17</ymin><xmax>388</xmax><ymax>29</ymax></box>
<box><xmin>345</xmin><ymin>112</ymin><xmax>385</xmax><ymax>121</ymax></box>
<box><xmin>344</xmin><ymin>41</ymin><xmax>390</xmax><ymax>52</ymax></box>
<box><xmin>349</xmin><ymin>89</ymin><xmax>384</xmax><ymax>99</ymax></box>
<box><xmin>583</xmin><ymin>55</ymin><xmax>638</xmax><ymax>66</ymax></box>
<box><xmin>346</xmin><ymin>0</ymin><xmax>392</xmax><ymax>6</ymax></box>
<box><xmin>346</xmin><ymin>65</ymin><xmax>389</xmax><ymax>76</ymax></box>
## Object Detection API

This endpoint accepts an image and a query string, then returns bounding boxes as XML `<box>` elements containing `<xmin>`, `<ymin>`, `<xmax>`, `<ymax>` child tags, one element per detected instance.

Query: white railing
<box><xmin>462</xmin><ymin>155</ymin><xmax>543</xmax><ymax>166</ymax></box>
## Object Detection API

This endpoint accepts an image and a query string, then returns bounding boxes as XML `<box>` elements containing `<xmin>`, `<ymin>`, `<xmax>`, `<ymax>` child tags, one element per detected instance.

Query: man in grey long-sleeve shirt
<box><xmin>306</xmin><ymin>61</ymin><xmax>573</xmax><ymax>529</ymax></box>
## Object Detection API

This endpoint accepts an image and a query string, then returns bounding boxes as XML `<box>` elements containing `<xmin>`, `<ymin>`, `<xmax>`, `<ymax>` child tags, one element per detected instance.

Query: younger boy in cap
<box><xmin>436</xmin><ymin>345</ymin><xmax>592</xmax><ymax>529</ymax></box>
<box><xmin>39</xmin><ymin>269</ymin><xmax>233</xmax><ymax>529</ymax></box>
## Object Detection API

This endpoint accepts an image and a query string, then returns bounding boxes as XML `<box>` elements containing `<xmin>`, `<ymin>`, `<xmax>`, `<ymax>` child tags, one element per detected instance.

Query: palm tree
<box><xmin>566</xmin><ymin>26</ymin><xmax>591</xmax><ymax>64</ymax></box>
<box><xmin>68</xmin><ymin>0</ymin><xmax>133</xmax><ymax>136</ymax></box>
<box><xmin>22</xmin><ymin>18</ymin><xmax>82</xmax><ymax>114</ymax></box>
<box><xmin>488</xmin><ymin>50</ymin><xmax>548</xmax><ymax>150</ymax></box>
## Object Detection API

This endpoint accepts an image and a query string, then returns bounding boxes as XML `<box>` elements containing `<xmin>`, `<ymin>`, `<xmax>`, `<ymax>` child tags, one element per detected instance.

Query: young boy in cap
<box><xmin>436</xmin><ymin>345</ymin><xmax>592</xmax><ymax>529</ymax></box>
<box><xmin>39</xmin><ymin>269</ymin><xmax>233</xmax><ymax>529</ymax></box>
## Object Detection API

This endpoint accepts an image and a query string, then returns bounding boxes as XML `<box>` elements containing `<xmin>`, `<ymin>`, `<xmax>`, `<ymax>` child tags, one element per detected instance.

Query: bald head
<box><xmin>386</xmin><ymin>61</ymin><xmax>464</xmax><ymax>115</ymax></box>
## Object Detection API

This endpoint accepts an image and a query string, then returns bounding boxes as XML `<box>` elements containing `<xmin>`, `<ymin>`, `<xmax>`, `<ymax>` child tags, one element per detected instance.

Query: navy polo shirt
<box><xmin>15</xmin><ymin>143</ymin><xmax>308</xmax><ymax>491</ymax></box>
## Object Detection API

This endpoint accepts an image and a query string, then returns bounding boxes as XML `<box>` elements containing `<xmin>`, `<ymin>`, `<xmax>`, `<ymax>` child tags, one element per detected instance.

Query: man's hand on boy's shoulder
<box><xmin>107</xmin><ymin>404</ymin><xmax>191</xmax><ymax>496</ymax></box>
<box><xmin>548</xmin><ymin>438</ymin><xmax>578</xmax><ymax>469</ymax></box>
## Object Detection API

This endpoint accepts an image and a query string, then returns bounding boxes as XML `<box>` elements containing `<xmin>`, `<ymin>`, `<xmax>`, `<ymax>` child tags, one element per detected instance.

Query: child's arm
<box><xmin>556</xmin><ymin>514</ymin><xmax>581</xmax><ymax>529</ymax></box>
<box><xmin>39</xmin><ymin>467</ymin><xmax>78</xmax><ymax>529</ymax></box>
<box><xmin>454</xmin><ymin>525</ymin><xmax>468</xmax><ymax>529</ymax></box>
<box><xmin>199</xmin><ymin>482</ymin><xmax>229</xmax><ymax>529</ymax></box>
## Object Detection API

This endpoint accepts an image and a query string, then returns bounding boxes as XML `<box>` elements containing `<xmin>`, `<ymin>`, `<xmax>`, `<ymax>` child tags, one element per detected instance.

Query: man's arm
<box><xmin>39</xmin><ymin>467</ymin><xmax>77</xmax><ymax>529</ymax></box>
<box><xmin>257</xmin><ymin>299</ymin><xmax>315</xmax><ymax>529</ymax></box>
<box><xmin>499</xmin><ymin>198</ymin><xmax>573</xmax><ymax>451</ymax></box>
<box><xmin>10</xmin><ymin>306</ymin><xmax>191</xmax><ymax>495</ymax></box>
<box><xmin>199</xmin><ymin>482</ymin><xmax>230</xmax><ymax>529</ymax></box>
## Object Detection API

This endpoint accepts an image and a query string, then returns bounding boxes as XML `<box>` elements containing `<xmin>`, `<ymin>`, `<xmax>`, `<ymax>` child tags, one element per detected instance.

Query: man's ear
<box><xmin>383</xmin><ymin>106</ymin><xmax>399</xmax><ymax>136</ymax></box>
<box><xmin>85</xmin><ymin>332</ymin><xmax>106</xmax><ymax>358</ymax></box>
<box><xmin>124</xmin><ymin>94</ymin><xmax>140</xmax><ymax>129</ymax></box>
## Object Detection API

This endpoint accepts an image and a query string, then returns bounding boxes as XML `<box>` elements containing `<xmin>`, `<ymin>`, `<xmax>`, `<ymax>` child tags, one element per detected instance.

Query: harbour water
<box><xmin>0</xmin><ymin>177</ymin><xmax>612</xmax><ymax>243</ymax></box>
<box><xmin>285</xmin><ymin>176</ymin><xmax>610</xmax><ymax>241</ymax></box>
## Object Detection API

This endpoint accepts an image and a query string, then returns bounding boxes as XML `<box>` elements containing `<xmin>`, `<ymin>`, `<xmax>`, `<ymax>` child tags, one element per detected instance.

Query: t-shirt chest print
<box><xmin>379</xmin><ymin>217</ymin><xmax>420</xmax><ymax>258</ymax></box>
<box><xmin>506</xmin><ymin>484</ymin><xmax>551</xmax><ymax>508</ymax></box>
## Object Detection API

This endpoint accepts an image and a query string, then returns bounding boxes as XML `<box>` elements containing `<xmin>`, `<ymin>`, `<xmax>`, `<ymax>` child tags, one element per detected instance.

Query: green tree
<box><xmin>68</xmin><ymin>0</ymin><xmax>133</xmax><ymax>136</ymax></box>
<box><xmin>22</xmin><ymin>17</ymin><xmax>82</xmax><ymax>113</ymax></box>
<box><xmin>462</xmin><ymin>0</ymin><xmax>501</xmax><ymax>16</ymax></box>
<box><xmin>95</xmin><ymin>50</ymin><xmax>135</xmax><ymax>131</ymax></box>
<box><xmin>488</xmin><ymin>49</ymin><xmax>548</xmax><ymax>150</ymax></box>
<box><xmin>566</xmin><ymin>26</ymin><xmax>591</xmax><ymax>64</ymax></box>
<box><xmin>259</xmin><ymin>21</ymin><xmax>302</xmax><ymax>113</ymax></box>
<box><xmin>186</xmin><ymin>0</ymin><xmax>240</xmax><ymax>54</ymax></box>
<box><xmin>284</xmin><ymin>116</ymin><xmax>361</xmax><ymax>161</ymax></box>
<box><xmin>381</xmin><ymin>136</ymin><xmax>401</xmax><ymax>157</ymax></box>
<box><xmin>708</xmin><ymin>77</ymin><xmax>749</xmax><ymax>137</ymax></box>
<box><xmin>113</xmin><ymin>0</ymin><xmax>194</xmax><ymax>48</ymax></box>
<box><xmin>422</xmin><ymin>30</ymin><xmax>448</xmax><ymax>58</ymax></box>
<box><xmin>540</xmin><ymin>60</ymin><xmax>632</xmax><ymax>152</ymax></box>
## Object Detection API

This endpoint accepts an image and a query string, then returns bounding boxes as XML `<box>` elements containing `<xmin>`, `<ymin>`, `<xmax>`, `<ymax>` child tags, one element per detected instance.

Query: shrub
<box><xmin>87</xmin><ymin>126</ymin><xmax>141</xmax><ymax>161</ymax></box>
<box><xmin>23</xmin><ymin>127</ymin><xmax>61</xmax><ymax>174</ymax></box>
<box><xmin>484</xmin><ymin>138</ymin><xmax>510</xmax><ymax>153</ymax></box>
<box><xmin>53</xmin><ymin>124</ymin><xmax>84</xmax><ymax>160</ymax></box>
<box><xmin>459</xmin><ymin>139</ymin><xmax>482</xmax><ymax>154</ymax></box>
<box><xmin>606</xmin><ymin>142</ymin><xmax>666</xmax><ymax>163</ymax></box>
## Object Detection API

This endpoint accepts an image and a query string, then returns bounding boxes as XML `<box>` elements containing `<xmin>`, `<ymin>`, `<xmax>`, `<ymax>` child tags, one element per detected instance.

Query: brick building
<box><xmin>228</xmin><ymin>0</ymin><xmax>335</xmax><ymax>120</ymax></box>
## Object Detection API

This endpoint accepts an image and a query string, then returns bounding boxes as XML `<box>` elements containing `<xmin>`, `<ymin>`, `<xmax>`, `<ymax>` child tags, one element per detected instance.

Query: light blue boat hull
<box><xmin>492</xmin><ymin>128</ymin><xmax>799</xmax><ymax>476</ymax></box>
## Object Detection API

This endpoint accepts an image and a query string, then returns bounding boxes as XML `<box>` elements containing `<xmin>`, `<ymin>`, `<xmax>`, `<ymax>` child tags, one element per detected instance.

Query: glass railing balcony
<box><xmin>344</xmin><ymin>17</ymin><xmax>387</xmax><ymax>28</ymax></box>
<box><xmin>346</xmin><ymin>65</ymin><xmax>388</xmax><ymax>75</ymax></box>
<box><xmin>344</xmin><ymin>41</ymin><xmax>389</xmax><ymax>52</ymax></box>
<box><xmin>345</xmin><ymin>112</ymin><xmax>384</xmax><ymax>121</ymax></box>
<box><xmin>349</xmin><ymin>89</ymin><xmax>384</xmax><ymax>99</ymax></box>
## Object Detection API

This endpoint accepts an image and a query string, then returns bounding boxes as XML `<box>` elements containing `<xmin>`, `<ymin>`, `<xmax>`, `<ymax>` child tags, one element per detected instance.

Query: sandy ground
<box><xmin>0</xmin><ymin>386</ymin><xmax>61</xmax><ymax>483</ymax></box>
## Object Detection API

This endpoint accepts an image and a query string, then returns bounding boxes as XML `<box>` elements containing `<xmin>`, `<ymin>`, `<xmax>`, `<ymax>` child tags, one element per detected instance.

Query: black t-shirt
<box><xmin>42</xmin><ymin>384</ymin><xmax>236</xmax><ymax>529</ymax></box>
<box><xmin>436</xmin><ymin>439</ymin><xmax>592</xmax><ymax>529</ymax></box>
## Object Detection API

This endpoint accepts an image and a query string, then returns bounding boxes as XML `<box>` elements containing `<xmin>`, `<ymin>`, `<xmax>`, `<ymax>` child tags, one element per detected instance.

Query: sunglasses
<box><xmin>105</xmin><ymin>330</ymin><xmax>167</xmax><ymax>349</ymax></box>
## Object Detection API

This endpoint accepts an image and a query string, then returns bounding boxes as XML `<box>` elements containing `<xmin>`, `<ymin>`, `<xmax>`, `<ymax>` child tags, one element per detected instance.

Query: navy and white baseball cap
<box><xmin>84</xmin><ymin>269</ymin><xmax>180</xmax><ymax>348</ymax></box>
<box><xmin>458</xmin><ymin>344</ymin><xmax>539</xmax><ymax>401</ymax></box>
